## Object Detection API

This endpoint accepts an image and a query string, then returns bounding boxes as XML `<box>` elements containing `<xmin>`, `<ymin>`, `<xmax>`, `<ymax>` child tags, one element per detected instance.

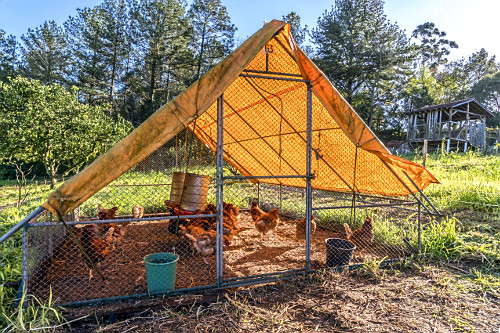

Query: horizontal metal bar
<box><xmin>223</xmin><ymin>175</ymin><xmax>314</xmax><ymax>180</ymax></box>
<box><xmin>29</xmin><ymin>214</ymin><xmax>217</xmax><ymax>227</ymax></box>
<box><xmin>109</xmin><ymin>183</ymin><xmax>172</xmax><ymax>187</ymax></box>
<box><xmin>312</xmin><ymin>201</ymin><xmax>418</xmax><ymax>211</ymax></box>
<box><xmin>242</xmin><ymin>69</ymin><xmax>303</xmax><ymax>78</ymax></box>
<box><xmin>223</xmin><ymin>268</ymin><xmax>307</xmax><ymax>282</ymax></box>
<box><xmin>0</xmin><ymin>206</ymin><xmax>45</xmax><ymax>244</ymax></box>
<box><xmin>239</xmin><ymin>73</ymin><xmax>309</xmax><ymax>83</ymax></box>
<box><xmin>313</xmin><ymin>190</ymin><xmax>414</xmax><ymax>203</ymax></box>
<box><xmin>58</xmin><ymin>283</ymin><xmax>220</xmax><ymax>308</ymax></box>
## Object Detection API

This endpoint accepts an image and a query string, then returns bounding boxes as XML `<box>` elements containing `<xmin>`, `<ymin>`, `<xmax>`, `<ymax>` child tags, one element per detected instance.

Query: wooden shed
<box><xmin>406</xmin><ymin>98</ymin><xmax>494</xmax><ymax>152</ymax></box>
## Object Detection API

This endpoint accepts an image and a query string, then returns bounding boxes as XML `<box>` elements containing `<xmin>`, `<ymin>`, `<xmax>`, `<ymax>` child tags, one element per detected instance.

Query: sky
<box><xmin>0</xmin><ymin>0</ymin><xmax>498</xmax><ymax>61</ymax></box>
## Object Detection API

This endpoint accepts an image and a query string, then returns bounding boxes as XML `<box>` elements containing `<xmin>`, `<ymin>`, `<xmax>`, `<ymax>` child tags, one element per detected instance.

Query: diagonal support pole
<box><xmin>402</xmin><ymin>171</ymin><xmax>441</xmax><ymax>216</ymax></box>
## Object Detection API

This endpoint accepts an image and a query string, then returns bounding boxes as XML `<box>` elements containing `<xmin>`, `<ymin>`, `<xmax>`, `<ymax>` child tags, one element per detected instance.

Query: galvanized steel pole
<box><xmin>305</xmin><ymin>84</ymin><xmax>313</xmax><ymax>271</ymax></box>
<box><xmin>216</xmin><ymin>94</ymin><xmax>224</xmax><ymax>286</ymax></box>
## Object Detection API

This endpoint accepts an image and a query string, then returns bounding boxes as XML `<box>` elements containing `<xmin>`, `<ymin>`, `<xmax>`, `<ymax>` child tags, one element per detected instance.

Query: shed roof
<box><xmin>406</xmin><ymin>98</ymin><xmax>494</xmax><ymax>118</ymax></box>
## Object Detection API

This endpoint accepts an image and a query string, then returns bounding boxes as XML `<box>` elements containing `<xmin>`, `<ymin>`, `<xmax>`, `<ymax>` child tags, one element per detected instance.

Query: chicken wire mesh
<box><xmin>20</xmin><ymin>49</ymin><xmax>435</xmax><ymax>306</ymax></box>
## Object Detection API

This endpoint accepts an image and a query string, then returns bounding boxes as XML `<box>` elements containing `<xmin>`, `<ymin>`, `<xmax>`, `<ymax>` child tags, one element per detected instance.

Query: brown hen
<box><xmin>295</xmin><ymin>214</ymin><xmax>316</xmax><ymax>243</ymax></box>
<box><xmin>344</xmin><ymin>216</ymin><xmax>374</xmax><ymax>256</ymax></box>
<box><xmin>254</xmin><ymin>208</ymin><xmax>280</xmax><ymax>241</ymax></box>
<box><xmin>80</xmin><ymin>224</ymin><xmax>112</xmax><ymax>282</ymax></box>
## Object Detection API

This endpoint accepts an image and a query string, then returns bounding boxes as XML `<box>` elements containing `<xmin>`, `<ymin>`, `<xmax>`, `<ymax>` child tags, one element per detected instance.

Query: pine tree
<box><xmin>282</xmin><ymin>12</ymin><xmax>308</xmax><ymax>47</ymax></box>
<box><xmin>0</xmin><ymin>30</ymin><xmax>18</xmax><ymax>82</ymax></box>
<box><xmin>127</xmin><ymin>0</ymin><xmax>194</xmax><ymax>124</ymax></box>
<box><xmin>19</xmin><ymin>21</ymin><xmax>70</xmax><ymax>85</ymax></box>
<box><xmin>311</xmin><ymin>0</ymin><xmax>411</xmax><ymax>129</ymax></box>
<box><xmin>188</xmin><ymin>0</ymin><xmax>236</xmax><ymax>79</ymax></box>
<box><xmin>66</xmin><ymin>7</ymin><xmax>109</xmax><ymax>105</ymax></box>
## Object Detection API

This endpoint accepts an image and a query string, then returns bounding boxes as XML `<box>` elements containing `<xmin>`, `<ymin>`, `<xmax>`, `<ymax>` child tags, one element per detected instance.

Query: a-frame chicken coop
<box><xmin>406</xmin><ymin>98</ymin><xmax>494</xmax><ymax>152</ymax></box>
<box><xmin>1</xmin><ymin>20</ymin><xmax>440</xmax><ymax>307</ymax></box>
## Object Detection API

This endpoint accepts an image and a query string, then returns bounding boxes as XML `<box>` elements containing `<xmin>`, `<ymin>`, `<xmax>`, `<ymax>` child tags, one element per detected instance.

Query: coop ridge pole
<box><xmin>0</xmin><ymin>206</ymin><xmax>45</xmax><ymax>244</ymax></box>
<box><xmin>216</xmin><ymin>93</ymin><xmax>224</xmax><ymax>286</ymax></box>
<box><xmin>305</xmin><ymin>83</ymin><xmax>313</xmax><ymax>271</ymax></box>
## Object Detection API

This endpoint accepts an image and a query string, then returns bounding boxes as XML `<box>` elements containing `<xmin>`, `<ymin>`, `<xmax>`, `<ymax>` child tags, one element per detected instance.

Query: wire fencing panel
<box><xmin>25</xmin><ymin>136</ymin><xmax>221</xmax><ymax>305</ymax></box>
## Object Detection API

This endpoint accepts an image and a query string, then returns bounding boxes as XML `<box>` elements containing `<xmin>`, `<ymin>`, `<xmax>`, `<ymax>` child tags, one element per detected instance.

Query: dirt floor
<box><xmin>29</xmin><ymin>212</ymin><xmax>405</xmax><ymax>304</ymax></box>
<box><xmin>56</xmin><ymin>261</ymin><xmax>499</xmax><ymax>332</ymax></box>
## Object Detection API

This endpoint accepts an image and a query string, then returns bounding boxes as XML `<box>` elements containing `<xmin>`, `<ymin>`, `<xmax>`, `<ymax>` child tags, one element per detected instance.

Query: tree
<box><xmin>435</xmin><ymin>49</ymin><xmax>498</xmax><ymax>101</ymax></box>
<box><xmin>282</xmin><ymin>12</ymin><xmax>308</xmax><ymax>47</ymax></box>
<box><xmin>188</xmin><ymin>0</ymin><xmax>236</xmax><ymax>79</ymax></box>
<box><xmin>127</xmin><ymin>0</ymin><xmax>194</xmax><ymax>124</ymax></box>
<box><xmin>66</xmin><ymin>7</ymin><xmax>109</xmax><ymax>105</ymax></box>
<box><xmin>311</xmin><ymin>0</ymin><xmax>411</xmax><ymax>129</ymax></box>
<box><xmin>65</xmin><ymin>0</ymin><xmax>131</xmax><ymax>112</ymax></box>
<box><xmin>0</xmin><ymin>77</ymin><xmax>133</xmax><ymax>187</ymax></box>
<box><xmin>411</xmin><ymin>22</ymin><xmax>458</xmax><ymax>71</ymax></box>
<box><xmin>470</xmin><ymin>72</ymin><xmax>500</xmax><ymax>126</ymax></box>
<box><xmin>100</xmin><ymin>0</ymin><xmax>131</xmax><ymax>113</ymax></box>
<box><xmin>19</xmin><ymin>21</ymin><xmax>70</xmax><ymax>85</ymax></box>
<box><xmin>0</xmin><ymin>30</ymin><xmax>17</xmax><ymax>82</ymax></box>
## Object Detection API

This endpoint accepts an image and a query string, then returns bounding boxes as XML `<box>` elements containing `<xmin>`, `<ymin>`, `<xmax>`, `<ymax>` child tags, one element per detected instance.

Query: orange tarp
<box><xmin>43</xmin><ymin>20</ymin><xmax>438</xmax><ymax>217</ymax></box>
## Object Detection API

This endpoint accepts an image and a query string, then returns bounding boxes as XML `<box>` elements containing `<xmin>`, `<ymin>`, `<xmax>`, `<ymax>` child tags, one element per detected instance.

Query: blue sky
<box><xmin>0</xmin><ymin>0</ymin><xmax>498</xmax><ymax>61</ymax></box>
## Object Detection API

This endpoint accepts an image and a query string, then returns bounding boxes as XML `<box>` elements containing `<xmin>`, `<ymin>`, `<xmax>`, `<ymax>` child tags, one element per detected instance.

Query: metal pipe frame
<box><xmin>242</xmin><ymin>69</ymin><xmax>303</xmax><ymax>78</ymax></box>
<box><xmin>0</xmin><ymin>206</ymin><xmax>45</xmax><ymax>244</ymax></box>
<box><xmin>312</xmin><ymin>201</ymin><xmax>418</xmax><ymax>211</ymax></box>
<box><xmin>378</xmin><ymin>158</ymin><xmax>434</xmax><ymax>215</ymax></box>
<box><xmin>29</xmin><ymin>214</ymin><xmax>217</xmax><ymax>227</ymax></box>
<box><xmin>402</xmin><ymin>171</ymin><xmax>441</xmax><ymax>216</ymax></box>
<box><xmin>305</xmin><ymin>83</ymin><xmax>313</xmax><ymax>271</ymax></box>
<box><xmin>216</xmin><ymin>94</ymin><xmax>224</xmax><ymax>286</ymax></box>
<box><xmin>239</xmin><ymin>73</ymin><xmax>309</xmax><ymax>83</ymax></box>
<box><xmin>418</xmin><ymin>203</ymin><xmax>422</xmax><ymax>253</ymax></box>
<box><xmin>22</xmin><ymin>223</ymin><xmax>28</xmax><ymax>298</ymax></box>
<box><xmin>223</xmin><ymin>174</ymin><xmax>314</xmax><ymax>180</ymax></box>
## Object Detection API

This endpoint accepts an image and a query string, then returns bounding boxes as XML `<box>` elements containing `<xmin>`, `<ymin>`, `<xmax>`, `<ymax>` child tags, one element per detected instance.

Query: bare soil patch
<box><xmin>60</xmin><ymin>263</ymin><xmax>499</xmax><ymax>332</ymax></box>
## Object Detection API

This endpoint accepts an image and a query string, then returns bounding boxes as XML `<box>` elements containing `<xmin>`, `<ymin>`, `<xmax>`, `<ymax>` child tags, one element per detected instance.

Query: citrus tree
<box><xmin>0</xmin><ymin>76</ymin><xmax>133</xmax><ymax>187</ymax></box>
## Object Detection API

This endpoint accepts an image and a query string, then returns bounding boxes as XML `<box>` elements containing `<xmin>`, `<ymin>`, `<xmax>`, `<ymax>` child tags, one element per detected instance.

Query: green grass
<box><xmin>1</xmin><ymin>152</ymin><xmax>500</xmax><ymax>329</ymax></box>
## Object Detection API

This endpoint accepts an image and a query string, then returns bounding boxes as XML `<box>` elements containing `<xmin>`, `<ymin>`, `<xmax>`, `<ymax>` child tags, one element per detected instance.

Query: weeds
<box><xmin>2</xmin><ymin>288</ymin><xmax>65</xmax><ymax>332</ymax></box>
<box><xmin>360</xmin><ymin>256</ymin><xmax>388</xmax><ymax>281</ymax></box>
<box><xmin>421</xmin><ymin>217</ymin><xmax>459</xmax><ymax>260</ymax></box>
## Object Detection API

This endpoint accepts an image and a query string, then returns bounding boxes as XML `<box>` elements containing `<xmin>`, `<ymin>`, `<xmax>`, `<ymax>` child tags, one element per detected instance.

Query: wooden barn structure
<box><xmin>406</xmin><ymin>98</ymin><xmax>493</xmax><ymax>152</ymax></box>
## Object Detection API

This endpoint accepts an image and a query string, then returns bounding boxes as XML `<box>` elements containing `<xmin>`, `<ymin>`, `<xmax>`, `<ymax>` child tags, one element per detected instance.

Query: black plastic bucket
<box><xmin>325</xmin><ymin>238</ymin><xmax>356</xmax><ymax>267</ymax></box>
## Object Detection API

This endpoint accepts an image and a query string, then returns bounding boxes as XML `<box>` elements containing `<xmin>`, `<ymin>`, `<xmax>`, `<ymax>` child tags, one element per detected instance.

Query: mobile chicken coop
<box><xmin>2</xmin><ymin>20</ymin><xmax>440</xmax><ymax>307</ymax></box>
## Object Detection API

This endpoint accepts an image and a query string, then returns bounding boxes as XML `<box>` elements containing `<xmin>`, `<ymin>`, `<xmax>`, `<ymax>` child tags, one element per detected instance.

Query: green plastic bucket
<box><xmin>143</xmin><ymin>252</ymin><xmax>179</xmax><ymax>293</ymax></box>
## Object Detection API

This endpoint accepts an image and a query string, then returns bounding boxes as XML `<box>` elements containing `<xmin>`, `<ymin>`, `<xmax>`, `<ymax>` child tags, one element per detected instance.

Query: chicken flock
<box><xmin>79</xmin><ymin>200</ymin><xmax>372</xmax><ymax>281</ymax></box>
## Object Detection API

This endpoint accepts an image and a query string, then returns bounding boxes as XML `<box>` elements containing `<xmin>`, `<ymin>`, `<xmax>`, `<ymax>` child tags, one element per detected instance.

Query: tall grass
<box><xmin>409</xmin><ymin>151</ymin><xmax>500</xmax><ymax>210</ymax></box>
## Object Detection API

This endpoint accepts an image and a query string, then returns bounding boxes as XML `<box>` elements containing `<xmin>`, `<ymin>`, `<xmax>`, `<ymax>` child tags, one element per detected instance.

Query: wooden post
<box><xmin>407</xmin><ymin>114</ymin><xmax>412</xmax><ymax>141</ymax></box>
<box><xmin>482</xmin><ymin>116</ymin><xmax>487</xmax><ymax>152</ymax></box>
<box><xmin>422</xmin><ymin>139</ymin><xmax>428</xmax><ymax>167</ymax></box>
<box><xmin>466</xmin><ymin>103</ymin><xmax>470</xmax><ymax>145</ymax></box>
<box><xmin>35</xmin><ymin>181</ymin><xmax>38</xmax><ymax>194</ymax></box>
<box><xmin>448</xmin><ymin>109</ymin><xmax>453</xmax><ymax>138</ymax></box>
<box><xmin>44</xmin><ymin>180</ymin><xmax>47</xmax><ymax>190</ymax></box>
<box><xmin>413</xmin><ymin>114</ymin><xmax>417</xmax><ymax>140</ymax></box>
<box><xmin>438</xmin><ymin>109</ymin><xmax>442</xmax><ymax>140</ymax></box>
